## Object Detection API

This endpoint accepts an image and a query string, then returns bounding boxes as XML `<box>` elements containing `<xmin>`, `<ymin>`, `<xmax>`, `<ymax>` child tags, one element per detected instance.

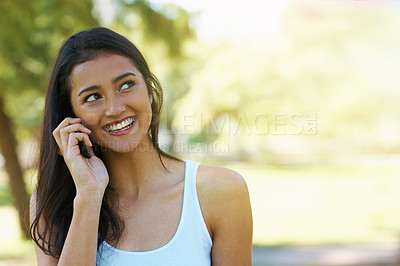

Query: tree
<box><xmin>0</xmin><ymin>0</ymin><xmax>98</xmax><ymax>238</ymax></box>
<box><xmin>0</xmin><ymin>0</ymin><xmax>192</xmax><ymax>237</ymax></box>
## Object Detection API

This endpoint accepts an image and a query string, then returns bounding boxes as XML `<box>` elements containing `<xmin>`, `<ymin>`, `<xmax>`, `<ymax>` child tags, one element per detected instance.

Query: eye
<box><xmin>119</xmin><ymin>81</ymin><xmax>135</xmax><ymax>92</ymax></box>
<box><xmin>84</xmin><ymin>93</ymin><xmax>101</xmax><ymax>103</ymax></box>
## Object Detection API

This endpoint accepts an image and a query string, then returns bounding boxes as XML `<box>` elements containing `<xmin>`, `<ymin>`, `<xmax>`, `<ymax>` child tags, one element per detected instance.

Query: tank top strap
<box><xmin>182</xmin><ymin>160</ymin><xmax>212</xmax><ymax>245</ymax></box>
<box><xmin>183</xmin><ymin>159</ymin><xmax>200</xmax><ymax>193</ymax></box>
<box><xmin>183</xmin><ymin>160</ymin><xmax>201</xmax><ymax>209</ymax></box>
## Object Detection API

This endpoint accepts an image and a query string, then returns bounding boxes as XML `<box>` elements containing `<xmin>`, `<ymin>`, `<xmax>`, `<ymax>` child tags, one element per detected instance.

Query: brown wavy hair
<box><xmin>30</xmin><ymin>27</ymin><xmax>182</xmax><ymax>258</ymax></box>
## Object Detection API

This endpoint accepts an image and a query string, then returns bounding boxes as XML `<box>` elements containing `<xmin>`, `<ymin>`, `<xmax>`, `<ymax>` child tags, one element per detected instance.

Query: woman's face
<box><xmin>69</xmin><ymin>53</ymin><xmax>153</xmax><ymax>152</ymax></box>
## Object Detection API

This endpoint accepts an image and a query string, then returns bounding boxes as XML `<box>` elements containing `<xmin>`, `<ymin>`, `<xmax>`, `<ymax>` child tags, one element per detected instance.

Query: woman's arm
<box><xmin>31</xmin><ymin>188</ymin><xmax>104</xmax><ymax>266</ymax></box>
<box><xmin>31</xmin><ymin>117</ymin><xmax>109</xmax><ymax>265</ymax></box>
<box><xmin>197</xmin><ymin>166</ymin><xmax>253</xmax><ymax>266</ymax></box>
<box><xmin>58</xmin><ymin>191</ymin><xmax>103</xmax><ymax>265</ymax></box>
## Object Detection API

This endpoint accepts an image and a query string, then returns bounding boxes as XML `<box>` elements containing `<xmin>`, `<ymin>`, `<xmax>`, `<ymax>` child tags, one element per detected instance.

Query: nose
<box><xmin>105</xmin><ymin>95</ymin><xmax>126</xmax><ymax>117</ymax></box>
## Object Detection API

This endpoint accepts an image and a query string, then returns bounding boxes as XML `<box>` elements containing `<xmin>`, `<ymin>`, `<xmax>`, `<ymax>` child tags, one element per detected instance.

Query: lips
<box><xmin>103</xmin><ymin>116</ymin><xmax>136</xmax><ymax>134</ymax></box>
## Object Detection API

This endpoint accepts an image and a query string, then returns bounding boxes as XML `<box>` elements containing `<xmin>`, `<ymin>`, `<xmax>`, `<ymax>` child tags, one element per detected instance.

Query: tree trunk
<box><xmin>0</xmin><ymin>95</ymin><xmax>29</xmax><ymax>238</ymax></box>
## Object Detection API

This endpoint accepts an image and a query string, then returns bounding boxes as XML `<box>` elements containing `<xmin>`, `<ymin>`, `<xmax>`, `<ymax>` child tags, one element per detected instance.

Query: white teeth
<box><xmin>106</xmin><ymin>117</ymin><xmax>134</xmax><ymax>132</ymax></box>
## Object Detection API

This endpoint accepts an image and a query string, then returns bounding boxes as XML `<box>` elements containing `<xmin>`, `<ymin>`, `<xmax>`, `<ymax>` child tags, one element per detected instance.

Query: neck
<box><xmin>101</xmin><ymin>136</ymin><xmax>171</xmax><ymax>197</ymax></box>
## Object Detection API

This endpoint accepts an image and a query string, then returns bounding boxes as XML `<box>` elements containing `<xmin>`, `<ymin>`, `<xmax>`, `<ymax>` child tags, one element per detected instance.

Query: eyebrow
<box><xmin>77</xmin><ymin>72</ymin><xmax>137</xmax><ymax>97</ymax></box>
<box><xmin>77</xmin><ymin>85</ymin><xmax>99</xmax><ymax>97</ymax></box>
<box><xmin>113</xmin><ymin>72</ymin><xmax>136</xmax><ymax>84</ymax></box>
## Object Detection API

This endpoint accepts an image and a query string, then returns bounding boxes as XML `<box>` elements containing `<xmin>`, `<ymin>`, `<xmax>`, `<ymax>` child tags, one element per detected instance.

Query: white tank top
<box><xmin>96</xmin><ymin>160</ymin><xmax>212</xmax><ymax>265</ymax></box>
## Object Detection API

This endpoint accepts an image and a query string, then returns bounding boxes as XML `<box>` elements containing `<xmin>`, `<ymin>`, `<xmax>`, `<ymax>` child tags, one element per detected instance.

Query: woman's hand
<box><xmin>53</xmin><ymin>117</ymin><xmax>109</xmax><ymax>196</ymax></box>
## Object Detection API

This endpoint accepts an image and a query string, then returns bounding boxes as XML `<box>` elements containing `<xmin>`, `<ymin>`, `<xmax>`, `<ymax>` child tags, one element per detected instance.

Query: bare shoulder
<box><xmin>196</xmin><ymin>164</ymin><xmax>252</xmax><ymax>233</ymax></box>
<box><xmin>197</xmin><ymin>164</ymin><xmax>248</xmax><ymax>195</ymax></box>
<box><xmin>196</xmin><ymin>164</ymin><xmax>253</xmax><ymax>265</ymax></box>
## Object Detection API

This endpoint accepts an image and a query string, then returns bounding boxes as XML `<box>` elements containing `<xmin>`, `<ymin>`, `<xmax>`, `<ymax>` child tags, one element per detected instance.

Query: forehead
<box><xmin>70</xmin><ymin>54</ymin><xmax>141</xmax><ymax>90</ymax></box>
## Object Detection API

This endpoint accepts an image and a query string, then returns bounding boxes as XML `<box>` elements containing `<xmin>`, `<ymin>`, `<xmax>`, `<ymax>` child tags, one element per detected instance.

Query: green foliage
<box><xmin>174</xmin><ymin>3</ymin><xmax>400</xmax><ymax>155</ymax></box>
<box><xmin>115</xmin><ymin>0</ymin><xmax>193</xmax><ymax>57</ymax></box>
<box><xmin>0</xmin><ymin>186</ymin><xmax>12</xmax><ymax>206</ymax></box>
<box><xmin>0</xmin><ymin>0</ymin><xmax>98</xmax><ymax>93</ymax></box>
<box><xmin>0</xmin><ymin>0</ymin><xmax>99</xmax><ymax>139</ymax></box>
<box><xmin>0</xmin><ymin>0</ymin><xmax>193</xmax><ymax>142</ymax></box>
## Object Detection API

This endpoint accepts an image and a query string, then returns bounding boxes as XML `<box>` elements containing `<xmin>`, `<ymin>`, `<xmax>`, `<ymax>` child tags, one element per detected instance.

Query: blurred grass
<box><xmin>1</xmin><ymin>161</ymin><xmax>400</xmax><ymax>263</ymax></box>
<box><xmin>0</xmin><ymin>207</ymin><xmax>35</xmax><ymax>265</ymax></box>
<box><xmin>209</xmin><ymin>160</ymin><xmax>400</xmax><ymax>246</ymax></box>
<box><xmin>0</xmin><ymin>170</ymin><xmax>35</xmax><ymax>265</ymax></box>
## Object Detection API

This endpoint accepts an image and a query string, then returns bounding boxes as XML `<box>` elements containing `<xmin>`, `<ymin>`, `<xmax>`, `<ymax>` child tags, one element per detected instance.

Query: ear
<box><xmin>149</xmin><ymin>95</ymin><xmax>153</xmax><ymax>104</ymax></box>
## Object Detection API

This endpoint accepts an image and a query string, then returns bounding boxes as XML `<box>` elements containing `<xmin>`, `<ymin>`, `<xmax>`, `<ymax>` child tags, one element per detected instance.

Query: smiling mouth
<box><xmin>104</xmin><ymin>117</ymin><xmax>136</xmax><ymax>133</ymax></box>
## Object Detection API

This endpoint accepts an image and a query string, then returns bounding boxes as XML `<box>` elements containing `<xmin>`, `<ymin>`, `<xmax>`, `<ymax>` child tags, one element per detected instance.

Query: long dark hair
<box><xmin>30</xmin><ymin>27</ymin><xmax>182</xmax><ymax>258</ymax></box>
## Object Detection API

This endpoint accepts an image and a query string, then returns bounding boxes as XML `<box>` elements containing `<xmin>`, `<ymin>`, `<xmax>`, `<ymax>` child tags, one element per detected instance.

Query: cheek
<box><xmin>70</xmin><ymin>101</ymin><xmax>100</xmax><ymax>127</ymax></box>
<box><xmin>137</xmin><ymin>100</ymin><xmax>153</xmax><ymax>124</ymax></box>
<box><xmin>79</xmin><ymin>112</ymin><xmax>101</xmax><ymax>128</ymax></box>
<box><xmin>129</xmin><ymin>94</ymin><xmax>152</xmax><ymax>117</ymax></box>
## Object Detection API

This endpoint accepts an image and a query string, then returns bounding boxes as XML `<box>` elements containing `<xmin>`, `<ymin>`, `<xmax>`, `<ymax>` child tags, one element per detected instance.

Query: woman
<box><xmin>30</xmin><ymin>27</ymin><xmax>252</xmax><ymax>265</ymax></box>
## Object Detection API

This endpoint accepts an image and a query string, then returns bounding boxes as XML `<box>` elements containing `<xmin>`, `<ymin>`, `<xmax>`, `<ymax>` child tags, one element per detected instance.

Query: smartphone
<box><xmin>70</xmin><ymin>113</ymin><xmax>92</xmax><ymax>159</ymax></box>
<box><xmin>78</xmin><ymin>141</ymin><xmax>92</xmax><ymax>159</ymax></box>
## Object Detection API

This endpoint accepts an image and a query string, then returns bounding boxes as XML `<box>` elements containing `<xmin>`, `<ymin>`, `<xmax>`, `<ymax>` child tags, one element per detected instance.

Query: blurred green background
<box><xmin>1</xmin><ymin>0</ymin><xmax>400</xmax><ymax>265</ymax></box>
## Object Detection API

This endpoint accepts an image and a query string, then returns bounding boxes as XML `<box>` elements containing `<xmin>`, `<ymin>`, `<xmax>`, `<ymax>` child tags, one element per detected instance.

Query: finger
<box><xmin>60</xmin><ymin>123</ymin><xmax>91</xmax><ymax>135</ymax></box>
<box><xmin>58</xmin><ymin>123</ymin><xmax>91</xmax><ymax>154</ymax></box>
<box><xmin>53</xmin><ymin>117</ymin><xmax>82</xmax><ymax>135</ymax></box>
<box><xmin>81</xmin><ymin>135</ymin><xmax>94</xmax><ymax>157</ymax></box>
<box><xmin>66</xmin><ymin>132</ymin><xmax>92</xmax><ymax>157</ymax></box>
<box><xmin>82</xmin><ymin>134</ymin><xmax>93</xmax><ymax>148</ymax></box>
<box><xmin>53</xmin><ymin>117</ymin><xmax>82</xmax><ymax>151</ymax></box>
